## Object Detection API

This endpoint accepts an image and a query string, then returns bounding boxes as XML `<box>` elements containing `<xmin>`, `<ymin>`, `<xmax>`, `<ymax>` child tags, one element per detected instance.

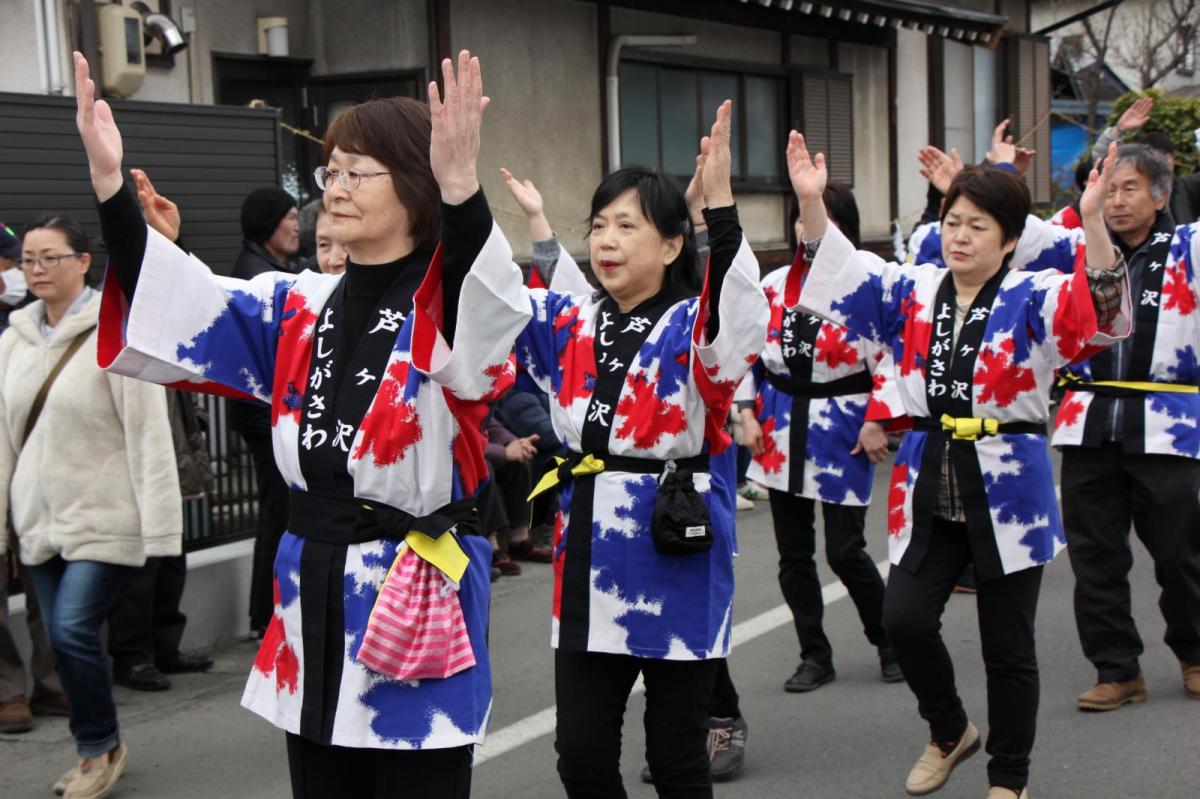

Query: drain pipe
<box><xmin>42</xmin><ymin>0</ymin><xmax>66</xmax><ymax>94</ymax></box>
<box><xmin>32</xmin><ymin>0</ymin><xmax>50</xmax><ymax>94</ymax></box>
<box><xmin>605</xmin><ymin>34</ymin><xmax>697</xmax><ymax>173</ymax></box>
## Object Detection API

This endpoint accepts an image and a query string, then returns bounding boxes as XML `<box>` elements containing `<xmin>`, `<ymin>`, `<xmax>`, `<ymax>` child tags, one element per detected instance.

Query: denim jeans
<box><xmin>27</xmin><ymin>557</ymin><xmax>130</xmax><ymax>758</ymax></box>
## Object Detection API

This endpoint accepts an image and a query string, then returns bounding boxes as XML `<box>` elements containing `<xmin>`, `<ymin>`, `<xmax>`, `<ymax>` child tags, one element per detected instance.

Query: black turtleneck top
<box><xmin>97</xmin><ymin>183</ymin><xmax>492</xmax><ymax>351</ymax></box>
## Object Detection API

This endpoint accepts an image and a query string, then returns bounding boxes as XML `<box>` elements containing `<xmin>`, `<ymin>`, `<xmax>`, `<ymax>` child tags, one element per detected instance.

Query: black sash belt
<box><xmin>766</xmin><ymin>368</ymin><xmax>873</xmax><ymax>398</ymax></box>
<box><xmin>288</xmin><ymin>490</ymin><xmax>481</xmax><ymax>546</ymax></box>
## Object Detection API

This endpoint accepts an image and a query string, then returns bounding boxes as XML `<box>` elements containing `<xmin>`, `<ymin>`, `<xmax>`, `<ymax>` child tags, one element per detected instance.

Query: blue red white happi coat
<box><xmin>914</xmin><ymin>215</ymin><xmax>1200</xmax><ymax>457</ymax></box>
<box><xmin>797</xmin><ymin>224</ymin><xmax>1131</xmax><ymax>576</ymax></box>
<box><xmin>98</xmin><ymin>222</ymin><xmax>531</xmax><ymax>750</ymax></box>
<box><xmin>514</xmin><ymin>238</ymin><xmax>768</xmax><ymax>659</ymax></box>
<box><xmin>735</xmin><ymin>255</ymin><xmax>903</xmax><ymax>505</ymax></box>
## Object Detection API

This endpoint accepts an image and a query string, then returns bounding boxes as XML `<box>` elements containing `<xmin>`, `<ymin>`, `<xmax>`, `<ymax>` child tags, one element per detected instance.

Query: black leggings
<box><xmin>767</xmin><ymin>489</ymin><xmax>889</xmax><ymax>666</ymax></box>
<box><xmin>285</xmin><ymin>733</ymin><xmax>471</xmax><ymax>799</ymax></box>
<box><xmin>882</xmin><ymin>518</ymin><xmax>1042</xmax><ymax>791</ymax></box>
<box><xmin>555</xmin><ymin>649</ymin><xmax>719</xmax><ymax>799</ymax></box>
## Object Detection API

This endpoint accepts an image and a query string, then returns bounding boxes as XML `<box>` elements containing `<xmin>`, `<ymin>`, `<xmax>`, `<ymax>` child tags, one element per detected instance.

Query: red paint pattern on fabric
<box><xmin>899</xmin><ymin>297</ymin><xmax>930</xmax><ymax>376</ymax></box>
<box><xmin>753</xmin><ymin>416</ymin><xmax>786</xmax><ymax>474</ymax></box>
<box><xmin>444</xmin><ymin>388</ymin><xmax>491</xmax><ymax>496</ymax></box>
<box><xmin>887</xmin><ymin>463</ymin><xmax>909</xmax><ymax>537</ymax></box>
<box><xmin>1055</xmin><ymin>395</ymin><xmax>1087</xmax><ymax>430</ymax></box>
<box><xmin>615</xmin><ymin>372</ymin><xmax>689</xmax><ymax>449</ymax></box>
<box><xmin>976</xmin><ymin>339</ymin><xmax>1037</xmax><ymax>407</ymax></box>
<box><xmin>252</xmin><ymin>579</ymin><xmax>299</xmax><ymax>694</ymax></box>
<box><xmin>1051</xmin><ymin>254</ymin><xmax>1098</xmax><ymax>362</ymax></box>
<box><xmin>353</xmin><ymin>360</ymin><xmax>423</xmax><ymax>466</ymax></box>
<box><xmin>271</xmin><ymin>292</ymin><xmax>318</xmax><ymax>426</ymax></box>
<box><xmin>815</xmin><ymin>324</ymin><xmax>861</xmax><ymax>369</ymax></box>
<box><xmin>1163</xmin><ymin>264</ymin><xmax>1198</xmax><ymax>316</ymax></box>
<box><xmin>551</xmin><ymin>510</ymin><xmax>565</xmax><ymax>621</ymax></box>
<box><xmin>554</xmin><ymin>306</ymin><xmax>596</xmax><ymax>408</ymax></box>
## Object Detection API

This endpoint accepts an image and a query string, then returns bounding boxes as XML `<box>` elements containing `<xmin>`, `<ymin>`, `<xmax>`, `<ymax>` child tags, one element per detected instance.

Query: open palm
<box><xmin>429</xmin><ymin>50</ymin><xmax>488</xmax><ymax>204</ymax></box>
<box><xmin>131</xmin><ymin>169</ymin><xmax>181</xmax><ymax>241</ymax></box>
<box><xmin>787</xmin><ymin>131</ymin><xmax>827</xmax><ymax>203</ymax></box>
<box><xmin>1080</xmin><ymin>142</ymin><xmax>1118</xmax><ymax>220</ymax></box>
<box><xmin>73</xmin><ymin>52</ymin><xmax>124</xmax><ymax>201</ymax></box>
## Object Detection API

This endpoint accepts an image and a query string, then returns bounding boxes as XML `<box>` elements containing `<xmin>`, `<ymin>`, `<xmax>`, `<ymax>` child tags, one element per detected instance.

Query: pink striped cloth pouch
<box><xmin>356</xmin><ymin>544</ymin><xmax>476</xmax><ymax>681</ymax></box>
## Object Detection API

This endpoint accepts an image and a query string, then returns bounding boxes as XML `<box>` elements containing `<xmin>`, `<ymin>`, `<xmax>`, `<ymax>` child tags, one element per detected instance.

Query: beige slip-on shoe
<box><xmin>1182</xmin><ymin>663</ymin><xmax>1200</xmax><ymax>700</ymax></box>
<box><xmin>1077</xmin><ymin>673</ymin><xmax>1147</xmax><ymax>711</ymax></box>
<box><xmin>64</xmin><ymin>744</ymin><xmax>127</xmax><ymax>799</ymax></box>
<box><xmin>905</xmin><ymin>720</ymin><xmax>980</xmax><ymax>795</ymax></box>
<box><xmin>986</xmin><ymin>789</ymin><xmax>1029</xmax><ymax>799</ymax></box>
<box><xmin>53</xmin><ymin>764</ymin><xmax>80</xmax><ymax>795</ymax></box>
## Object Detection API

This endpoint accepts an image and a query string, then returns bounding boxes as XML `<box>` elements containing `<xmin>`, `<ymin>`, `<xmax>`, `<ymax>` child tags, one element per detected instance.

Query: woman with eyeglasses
<box><xmin>75</xmin><ymin>50</ymin><xmax>532</xmax><ymax>797</ymax></box>
<box><xmin>0</xmin><ymin>215</ymin><xmax>182</xmax><ymax>799</ymax></box>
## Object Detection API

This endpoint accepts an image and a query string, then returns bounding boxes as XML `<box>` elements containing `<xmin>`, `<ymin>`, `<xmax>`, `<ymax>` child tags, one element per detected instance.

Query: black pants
<box><xmin>107</xmin><ymin>555</ymin><xmax>187</xmax><ymax>668</ymax></box>
<box><xmin>767</xmin><ymin>490</ymin><xmax>888</xmax><ymax>666</ymax></box>
<box><xmin>555</xmin><ymin>649</ymin><xmax>718</xmax><ymax>799</ymax></box>
<box><xmin>244</xmin><ymin>430</ymin><xmax>292</xmax><ymax>633</ymax></box>
<box><xmin>1061</xmin><ymin>444</ymin><xmax>1200</xmax><ymax>682</ymax></box>
<box><xmin>285</xmin><ymin>733</ymin><xmax>471</xmax><ymax>798</ymax></box>
<box><xmin>481</xmin><ymin>460</ymin><xmax>532</xmax><ymax>538</ymax></box>
<box><xmin>882</xmin><ymin>517</ymin><xmax>1042</xmax><ymax>791</ymax></box>
<box><xmin>711</xmin><ymin>659</ymin><xmax>740</xmax><ymax>719</ymax></box>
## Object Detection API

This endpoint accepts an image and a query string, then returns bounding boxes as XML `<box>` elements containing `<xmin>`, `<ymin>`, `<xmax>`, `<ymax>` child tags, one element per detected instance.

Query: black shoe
<box><xmin>879</xmin><ymin>647</ymin><xmax>904</xmax><ymax>683</ymax></box>
<box><xmin>157</xmin><ymin>653</ymin><xmax>214</xmax><ymax>674</ymax></box>
<box><xmin>114</xmin><ymin>663</ymin><xmax>171</xmax><ymax>691</ymax></box>
<box><xmin>784</xmin><ymin>661</ymin><xmax>835</xmax><ymax>693</ymax></box>
<box><xmin>708</xmin><ymin>715</ymin><xmax>747</xmax><ymax>781</ymax></box>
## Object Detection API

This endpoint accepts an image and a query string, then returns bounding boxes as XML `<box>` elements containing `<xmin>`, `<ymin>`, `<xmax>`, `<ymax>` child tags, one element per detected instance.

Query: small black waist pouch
<box><xmin>651</xmin><ymin>467</ymin><xmax>713</xmax><ymax>555</ymax></box>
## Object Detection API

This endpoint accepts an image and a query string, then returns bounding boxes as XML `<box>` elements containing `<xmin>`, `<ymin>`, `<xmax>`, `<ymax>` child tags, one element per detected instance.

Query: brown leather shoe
<box><xmin>0</xmin><ymin>695</ymin><xmax>34</xmax><ymax>733</ymax></box>
<box><xmin>1183</xmin><ymin>663</ymin><xmax>1200</xmax><ymax>700</ymax></box>
<box><xmin>1077</xmin><ymin>674</ymin><xmax>1147</xmax><ymax>711</ymax></box>
<box><xmin>30</xmin><ymin>691</ymin><xmax>70</xmax><ymax>717</ymax></box>
<box><xmin>905</xmin><ymin>721</ymin><xmax>980</xmax><ymax>795</ymax></box>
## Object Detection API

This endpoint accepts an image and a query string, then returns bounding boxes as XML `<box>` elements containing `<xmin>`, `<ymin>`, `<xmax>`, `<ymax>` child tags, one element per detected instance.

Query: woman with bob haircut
<box><xmin>514</xmin><ymin>101</ymin><xmax>769</xmax><ymax>798</ymax></box>
<box><xmin>74</xmin><ymin>50</ymin><xmax>532</xmax><ymax>797</ymax></box>
<box><xmin>789</xmin><ymin>132</ymin><xmax>1130</xmax><ymax>799</ymax></box>
<box><xmin>736</xmin><ymin>181</ymin><xmax>906</xmax><ymax>695</ymax></box>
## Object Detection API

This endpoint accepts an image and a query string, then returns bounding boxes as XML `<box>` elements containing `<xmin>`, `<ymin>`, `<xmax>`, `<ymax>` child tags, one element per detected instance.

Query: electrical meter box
<box><xmin>98</xmin><ymin>4</ymin><xmax>145</xmax><ymax>98</ymax></box>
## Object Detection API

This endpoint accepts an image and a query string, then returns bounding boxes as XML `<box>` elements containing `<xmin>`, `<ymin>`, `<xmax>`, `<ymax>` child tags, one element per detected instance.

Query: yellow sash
<box><xmin>1057</xmin><ymin>375</ymin><xmax>1199</xmax><ymax>394</ymax></box>
<box><xmin>527</xmin><ymin>454</ymin><xmax>606</xmax><ymax>501</ymax></box>
<box><xmin>939</xmin><ymin>414</ymin><xmax>1000</xmax><ymax>441</ymax></box>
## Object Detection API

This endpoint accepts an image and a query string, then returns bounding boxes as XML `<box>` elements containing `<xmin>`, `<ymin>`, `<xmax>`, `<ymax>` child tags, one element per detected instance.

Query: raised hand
<box><xmin>429</xmin><ymin>50</ymin><xmax>489</xmax><ymax>205</ymax></box>
<box><xmin>499</xmin><ymin>168</ymin><xmax>543</xmax><ymax>218</ymax></box>
<box><xmin>786</xmin><ymin>130</ymin><xmax>827</xmax><ymax>204</ymax></box>
<box><xmin>1012</xmin><ymin>146</ymin><xmax>1036</xmax><ymax>176</ymax></box>
<box><xmin>130</xmin><ymin>169</ymin><xmax>181</xmax><ymax>241</ymax></box>
<box><xmin>73</xmin><ymin>52</ymin><xmax>124</xmax><ymax>202</ymax></box>
<box><xmin>1080</xmin><ymin>141</ymin><xmax>1118</xmax><ymax>222</ymax></box>
<box><xmin>700</xmin><ymin>100</ymin><xmax>734</xmax><ymax>208</ymax></box>
<box><xmin>500</xmin><ymin>168</ymin><xmax>552</xmax><ymax>241</ymax></box>
<box><xmin>917</xmin><ymin>145</ymin><xmax>963</xmax><ymax>194</ymax></box>
<box><xmin>986</xmin><ymin>119</ymin><xmax>1017</xmax><ymax>165</ymax></box>
<box><xmin>1117</xmin><ymin>96</ymin><xmax>1154</xmax><ymax>133</ymax></box>
<box><xmin>1080</xmin><ymin>141</ymin><xmax>1118</xmax><ymax>270</ymax></box>
<box><xmin>684</xmin><ymin>153</ymin><xmax>706</xmax><ymax>228</ymax></box>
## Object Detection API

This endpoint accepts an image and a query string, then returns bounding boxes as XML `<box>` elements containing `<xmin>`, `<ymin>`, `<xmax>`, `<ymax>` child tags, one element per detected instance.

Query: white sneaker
<box><xmin>735</xmin><ymin>494</ymin><xmax>754</xmax><ymax>511</ymax></box>
<box><xmin>739</xmin><ymin>481</ymin><xmax>768</xmax><ymax>501</ymax></box>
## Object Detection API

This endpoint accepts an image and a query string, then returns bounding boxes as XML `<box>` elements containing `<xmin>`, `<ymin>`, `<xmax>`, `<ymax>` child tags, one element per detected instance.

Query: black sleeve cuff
<box><xmin>439</xmin><ymin>187</ymin><xmax>492</xmax><ymax>346</ymax></box>
<box><xmin>97</xmin><ymin>181</ymin><xmax>148</xmax><ymax>301</ymax></box>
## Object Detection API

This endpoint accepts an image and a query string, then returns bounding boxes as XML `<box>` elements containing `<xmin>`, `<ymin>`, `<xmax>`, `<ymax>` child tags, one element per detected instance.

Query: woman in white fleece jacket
<box><xmin>0</xmin><ymin>215</ymin><xmax>180</xmax><ymax>799</ymax></box>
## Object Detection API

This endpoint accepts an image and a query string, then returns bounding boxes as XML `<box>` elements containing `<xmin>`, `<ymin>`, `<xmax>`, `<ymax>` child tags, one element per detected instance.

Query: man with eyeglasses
<box><xmin>229</xmin><ymin>187</ymin><xmax>302</xmax><ymax>639</ymax></box>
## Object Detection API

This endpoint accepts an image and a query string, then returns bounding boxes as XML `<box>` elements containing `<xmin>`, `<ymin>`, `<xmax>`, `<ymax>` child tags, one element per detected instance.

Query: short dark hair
<box><xmin>25</xmin><ymin>215</ymin><xmax>91</xmax><ymax>255</ymax></box>
<box><xmin>322</xmin><ymin>97</ymin><xmax>440</xmax><ymax>250</ymax></box>
<box><xmin>1142</xmin><ymin>132</ymin><xmax>1174</xmax><ymax>157</ymax></box>
<box><xmin>941</xmin><ymin>166</ymin><xmax>1031</xmax><ymax>247</ymax></box>
<box><xmin>1074</xmin><ymin>157</ymin><xmax>1093</xmax><ymax>192</ymax></box>
<box><xmin>786</xmin><ymin>182</ymin><xmax>862</xmax><ymax>250</ymax></box>
<box><xmin>587</xmin><ymin>167</ymin><xmax>701</xmax><ymax>298</ymax></box>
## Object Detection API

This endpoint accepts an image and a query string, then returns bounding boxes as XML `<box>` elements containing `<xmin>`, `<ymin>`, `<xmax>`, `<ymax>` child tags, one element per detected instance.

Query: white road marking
<box><xmin>474</xmin><ymin>559</ymin><xmax>891</xmax><ymax>765</ymax></box>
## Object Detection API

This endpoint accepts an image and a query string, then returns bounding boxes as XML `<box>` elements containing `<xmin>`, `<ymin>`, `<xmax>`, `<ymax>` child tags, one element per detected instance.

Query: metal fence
<box><xmin>183</xmin><ymin>395</ymin><xmax>260</xmax><ymax>551</ymax></box>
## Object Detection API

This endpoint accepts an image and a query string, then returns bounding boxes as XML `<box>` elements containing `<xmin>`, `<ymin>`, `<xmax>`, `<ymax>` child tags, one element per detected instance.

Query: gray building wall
<box><xmin>452</xmin><ymin>0</ymin><xmax>602</xmax><ymax>261</ymax></box>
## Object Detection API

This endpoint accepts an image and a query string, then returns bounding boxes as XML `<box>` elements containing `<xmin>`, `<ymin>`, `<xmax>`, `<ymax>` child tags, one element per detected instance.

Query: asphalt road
<box><xmin>2</xmin><ymin>450</ymin><xmax>1197</xmax><ymax>798</ymax></box>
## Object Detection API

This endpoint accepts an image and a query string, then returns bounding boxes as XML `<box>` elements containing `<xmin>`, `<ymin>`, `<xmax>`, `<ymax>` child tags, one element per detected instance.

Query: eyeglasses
<box><xmin>313</xmin><ymin>166</ymin><xmax>390</xmax><ymax>193</ymax></box>
<box><xmin>19</xmin><ymin>253</ymin><xmax>83</xmax><ymax>269</ymax></box>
